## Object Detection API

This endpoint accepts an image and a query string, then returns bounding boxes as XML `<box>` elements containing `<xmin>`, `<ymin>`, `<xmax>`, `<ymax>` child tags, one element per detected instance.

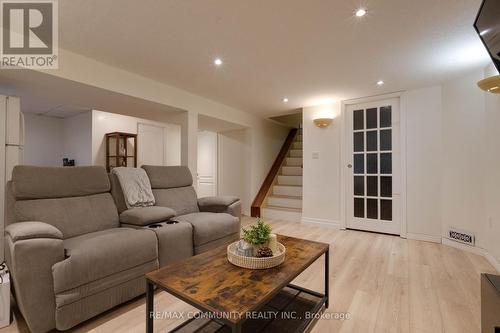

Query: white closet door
<box><xmin>137</xmin><ymin>123</ymin><xmax>165</xmax><ymax>167</ymax></box>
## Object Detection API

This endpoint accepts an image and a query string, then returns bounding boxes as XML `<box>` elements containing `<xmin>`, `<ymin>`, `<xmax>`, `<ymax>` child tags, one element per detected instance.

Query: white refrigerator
<box><xmin>0</xmin><ymin>95</ymin><xmax>23</xmax><ymax>328</ymax></box>
<box><xmin>0</xmin><ymin>95</ymin><xmax>24</xmax><ymax>261</ymax></box>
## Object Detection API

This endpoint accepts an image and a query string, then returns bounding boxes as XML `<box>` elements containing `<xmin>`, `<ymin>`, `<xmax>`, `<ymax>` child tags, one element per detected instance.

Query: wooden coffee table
<box><xmin>145</xmin><ymin>235</ymin><xmax>329</xmax><ymax>333</ymax></box>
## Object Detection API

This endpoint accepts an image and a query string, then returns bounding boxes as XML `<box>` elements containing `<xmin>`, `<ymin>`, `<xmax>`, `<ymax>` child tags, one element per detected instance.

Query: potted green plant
<box><xmin>241</xmin><ymin>219</ymin><xmax>272</xmax><ymax>253</ymax></box>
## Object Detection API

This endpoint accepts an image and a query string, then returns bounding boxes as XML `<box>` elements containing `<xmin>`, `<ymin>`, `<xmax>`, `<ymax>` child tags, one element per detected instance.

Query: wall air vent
<box><xmin>447</xmin><ymin>227</ymin><xmax>475</xmax><ymax>246</ymax></box>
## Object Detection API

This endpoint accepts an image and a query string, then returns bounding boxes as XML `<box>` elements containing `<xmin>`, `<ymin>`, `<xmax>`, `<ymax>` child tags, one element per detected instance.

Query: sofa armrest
<box><xmin>6</xmin><ymin>221</ymin><xmax>63</xmax><ymax>242</ymax></box>
<box><xmin>5</xmin><ymin>222</ymin><xmax>65</xmax><ymax>333</ymax></box>
<box><xmin>198</xmin><ymin>196</ymin><xmax>241</xmax><ymax>218</ymax></box>
<box><xmin>119</xmin><ymin>206</ymin><xmax>176</xmax><ymax>226</ymax></box>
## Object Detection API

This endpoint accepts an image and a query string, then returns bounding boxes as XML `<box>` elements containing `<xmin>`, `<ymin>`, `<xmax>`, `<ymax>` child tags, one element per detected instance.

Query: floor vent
<box><xmin>447</xmin><ymin>228</ymin><xmax>475</xmax><ymax>246</ymax></box>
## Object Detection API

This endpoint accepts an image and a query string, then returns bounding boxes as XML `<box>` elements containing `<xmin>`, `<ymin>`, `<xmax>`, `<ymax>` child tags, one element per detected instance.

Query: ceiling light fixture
<box><xmin>214</xmin><ymin>58</ymin><xmax>223</xmax><ymax>66</ymax></box>
<box><xmin>377</xmin><ymin>80</ymin><xmax>384</xmax><ymax>86</ymax></box>
<box><xmin>355</xmin><ymin>8</ymin><xmax>367</xmax><ymax>17</ymax></box>
<box><xmin>282</xmin><ymin>98</ymin><xmax>289</xmax><ymax>103</ymax></box>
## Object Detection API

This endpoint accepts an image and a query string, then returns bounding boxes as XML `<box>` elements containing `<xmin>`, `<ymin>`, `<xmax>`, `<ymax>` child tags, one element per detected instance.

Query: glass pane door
<box><xmin>346</xmin><ymin>98</ymin><xmax>401</xmax><ymax>235</ymax></box>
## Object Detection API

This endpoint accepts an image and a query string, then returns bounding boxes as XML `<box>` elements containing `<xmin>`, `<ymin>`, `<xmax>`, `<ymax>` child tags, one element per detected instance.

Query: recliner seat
<box><xmin>5</xmin><ymin>166</ymin><xmax>159</xmax><ymax>333</ymax></box>
<box><xmin>141</xmin><ymin>165</ymin><xmax>241</xmax><ymax>254</ymax></box>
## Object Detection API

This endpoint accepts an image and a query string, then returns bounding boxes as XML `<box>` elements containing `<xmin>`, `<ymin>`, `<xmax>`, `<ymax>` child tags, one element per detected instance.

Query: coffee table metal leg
<box><xmin>325</xmin><ymin>248</ymin><xmax>329</xmax><ymax>309</ymax></box>
<box><xmin>232</xmin><ymin>323</ymin><xmax>241</xmax><ymax>333</ymax></box>
<box><xmin>146</xmin><ymin>280</ymin><xmax>154</xmax><ymax>333</ymax></box>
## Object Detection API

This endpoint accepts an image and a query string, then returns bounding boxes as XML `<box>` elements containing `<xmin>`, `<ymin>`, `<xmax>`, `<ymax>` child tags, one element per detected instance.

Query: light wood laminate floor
<box><xmin>1</xmin><ymin>216</ymin><xmax>496</xmax><ymax>333</ymax></box>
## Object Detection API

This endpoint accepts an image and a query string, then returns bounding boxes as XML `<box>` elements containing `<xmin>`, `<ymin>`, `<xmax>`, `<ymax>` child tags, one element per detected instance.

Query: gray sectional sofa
<box><xmin>4</xmin><ymin>165</ymin><xmax>241</xmax><ymax>333</ymax></box>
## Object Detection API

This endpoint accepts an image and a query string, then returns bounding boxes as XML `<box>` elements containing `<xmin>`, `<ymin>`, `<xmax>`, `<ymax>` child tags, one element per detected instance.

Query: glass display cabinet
<box><xmin>105</xmin><ymin>132</ymin><xmax>137</xmax><ymax>172</ymax></box>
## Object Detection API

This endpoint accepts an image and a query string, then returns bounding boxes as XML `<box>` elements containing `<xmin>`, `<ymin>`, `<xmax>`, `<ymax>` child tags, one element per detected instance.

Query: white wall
<box><xmin>441</xmin><ymin>70</ymin><xmax>487</xmax><ymax>246</ymax></box>
<box><xmin>23</xmin><ymin>112</ymin><xmax>93</xmax><ymax>167</ymax></box>
<box><xmin>403</xmin><ymin>86</ymin><xmax>443</xmax><ymax>238</ymax></box>
<box><xmin>24</xmin><ymin>114</ymin><xmax>67</xmax><ymax>166</ymax></box>
<box><xmin>165</xmin><ymin>125</ymin><xmax>181</xmax><ymax>166</ymax></box>
<box><xmin>218</xmin><ymin>129</ymin><xmax>251</xmax><ymax>215</ymax></box>
<box><xmin>64</xmin><ymin>111</ymin><xmax>93</xmax><ymax>165</ymax></box>
<box><xmin>249</xmin><ymin>122</ymin><xmax>290</xmax><ymax>202</ymax></box>
<box><xmin>437</xmin><ymin>66</ymin><xmax>500</xmax><ymax>267</ymax></box>
<box><xmin>92</xmin><ymin>110</ymin><xmax>181</xmax><ymax>167</ymax></box>
<box><xmin>483</xmin><ymin>64</ymin><xmax>500</xmax><ymax>264</ymax></box>
<box><xmin>302</xmin><ymin>102</ymin><xmax>342</xmax><ymax>224</ymax></box>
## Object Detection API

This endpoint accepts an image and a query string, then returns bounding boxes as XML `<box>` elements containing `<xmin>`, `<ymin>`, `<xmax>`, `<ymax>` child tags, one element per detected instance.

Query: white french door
<box><xmin>345</xmin><ymin>98</ymin><xmax>401</xmax><ymax>235</ymax></box>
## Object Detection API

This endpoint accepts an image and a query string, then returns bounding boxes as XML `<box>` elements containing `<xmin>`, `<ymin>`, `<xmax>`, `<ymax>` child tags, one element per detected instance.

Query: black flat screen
<box><xmin>474</xmin><ymin>0</ymin><xmax>500</xmax><ymax>72</ymax></box>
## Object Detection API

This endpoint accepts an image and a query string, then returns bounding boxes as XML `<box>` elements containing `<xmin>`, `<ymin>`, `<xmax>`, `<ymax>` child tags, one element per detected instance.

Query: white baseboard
<box><xmin>301</xmin><ymin>217</ymin><xmax>341</xmax><ymax>229</ymax></box>
<box><xmin>406</xmin><ymin>233</ymin><xmax>442</xmax><ymax>243</ymax></box>
<box><xmin>441</xmin><ymin>237</ymin><xmax>484</xmax><ymax>255</ymax></box>
<box><xmin>442</xmin><ymin>237</ymin><xmax>500</xmax><ymax>273</ymax></box>
<box><xmin>483</xmin><ymin>251</ymin><xmax>500</xmax><ymax>274</ymax></box>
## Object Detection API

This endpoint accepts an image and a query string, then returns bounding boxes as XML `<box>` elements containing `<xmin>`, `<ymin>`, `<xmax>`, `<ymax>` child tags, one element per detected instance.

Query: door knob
<box><xmin>347</xmin><ymin>164</ymin><xmax>353</xmax><ymax>168</ymax></box>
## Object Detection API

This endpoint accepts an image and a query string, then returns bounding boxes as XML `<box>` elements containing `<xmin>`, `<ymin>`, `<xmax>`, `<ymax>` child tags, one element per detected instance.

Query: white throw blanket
<box><xmin>112</xmin><ymin>167</ymin><xmax>155</xmax><ymax>209</ymax></box>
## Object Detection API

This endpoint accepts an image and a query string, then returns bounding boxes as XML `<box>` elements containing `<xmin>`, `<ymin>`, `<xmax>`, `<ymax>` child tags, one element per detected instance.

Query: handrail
<box><xmin>251</xmin><ymin>128</ymin><xmax>299</xmax><ymax>217</ymax></box>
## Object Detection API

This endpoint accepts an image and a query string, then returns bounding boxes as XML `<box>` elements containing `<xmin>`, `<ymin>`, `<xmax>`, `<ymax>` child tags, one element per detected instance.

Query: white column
<box><xmin>180</xmin><ymin>110</ymin><xmax>198</xmax><ymax>188</ymax></box>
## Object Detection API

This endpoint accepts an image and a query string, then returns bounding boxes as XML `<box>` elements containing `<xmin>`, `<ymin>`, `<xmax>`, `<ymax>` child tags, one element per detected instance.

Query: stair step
<box><xmin>293</xmin><ymin>142</ymin><xmax>302</xmax><ymax>150</ymax></box>
<box><xmin>261</xmin><ymin>206</ymin><xmax>302</xmax><ymax>222</ymax></box>
<box><xmin>273</xmin><ymin>185</ymin><xmax>302</xmax><ymax>196</ymax></box>
<box><xmin>268</xmin><ymin>196</ymin><xmax>302</xmax><ymax>209</ymax></box>
<box><xmin>289</xmin><ymin>150</ymin><xmax>303</xmax><ymax>158</ymax></box>
<box><xmin>278</xmin><ymin>175</ymin><xmax>302</xmax><ymax>186</ymax></box>
<box><xmin>281</xmin><ymin>166</ymin><xmax>302</xmax><ymax>176</ymax></box>
<box><xmin>296</xmin><ymin>135</ymin><xmax>303</xmax><ymax>142</ymax></box>
<box><xmin>286</xmin><ymin>157</ymin><xmax>302</xmax><ymax>166</ymax></box>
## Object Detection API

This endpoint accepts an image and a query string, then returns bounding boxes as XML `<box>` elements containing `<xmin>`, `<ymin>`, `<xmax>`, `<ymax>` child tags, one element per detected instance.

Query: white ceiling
<box><xmin>56</xmin><ymin>0</ymin><xmax>490</xmax><ymax>117</ymax></box>
<box><xmin>0</xmin><ymin>70</ymin><xmax>184</xmax><ymax>121</ymax></box>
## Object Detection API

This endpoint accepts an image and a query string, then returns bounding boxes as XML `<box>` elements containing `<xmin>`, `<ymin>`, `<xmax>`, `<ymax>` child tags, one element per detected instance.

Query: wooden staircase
<box><xmin>251</xmin><ymin>129</ymin><xmax>302</xmax><ymax>222</ymax></box>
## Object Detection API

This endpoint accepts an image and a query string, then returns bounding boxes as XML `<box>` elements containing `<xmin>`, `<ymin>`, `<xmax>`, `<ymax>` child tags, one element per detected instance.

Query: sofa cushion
<box><xmin>142</xmin><ymin>165</ymin><xmax>193</xmax><ymax>188</ymax></box>
<box><xmin>14</xmin><ymin>193</ymin><xmax>119</xmax><ymax>239</ymax></box>
<box><xmin>12</xmin><ymin>166</ymin><xmax>110</xmax><ymax>200</ymax></box>
<box><xmin>52</xmin><ymin>228</ymin><xmax>158</xmax><ymax>293</ymax></box>
<box><xmin>119</xmin><ymin>206</ymin><xmax>176</xmax><ymax>226</ymax></box>
<box><xmin>152</xmin><ymin>187</ymin><xmax>199</xmax><ymax>216</ymax></box>
<box><xmin>176</xmin><ymin>212</ymin><xmax>240</xmax><ymax>246</ymax></box>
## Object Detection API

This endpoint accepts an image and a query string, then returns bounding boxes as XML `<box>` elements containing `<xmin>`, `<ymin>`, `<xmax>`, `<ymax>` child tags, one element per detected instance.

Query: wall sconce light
<box><xmin>313</xmin><ymin>118</ymin><xmax>333</xmax><ymax>128</ymax></box>
<box><xmin>478</xmin><ymin>75</ymin><xmax>500</xmax><ymax>93</ymax></box>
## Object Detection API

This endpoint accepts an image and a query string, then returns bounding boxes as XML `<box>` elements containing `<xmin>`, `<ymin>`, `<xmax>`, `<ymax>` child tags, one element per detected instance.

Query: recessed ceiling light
<box><xmin>283</xmin><ymin>98</ymin><xmax>289</xmax><ymax>103</ymax></box>
<box><xmin>355</xmin><ymin>8</ymin><xmax>367</xmax><ymax>17</ymax></box>
<box><xmin>480</xmin><ymin>29</ymin><xmax>490</xmax><ymax>36</ymax></box>
<box><xmin>214</xmin><ymin>58</ymin><xmax>223</xmax><ymax>66</ymax></box>
<box><xmin>377</xmin><ymin>80</ymin><xmax>384</xmax><ymax>86</ymax></box>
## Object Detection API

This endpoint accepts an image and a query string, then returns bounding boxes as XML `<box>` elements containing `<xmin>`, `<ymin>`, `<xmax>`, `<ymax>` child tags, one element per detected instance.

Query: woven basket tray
<box><xmin>227</xmin><ymin>242</ymin><xmax>286</xmax><ymax>269</ymax></box>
